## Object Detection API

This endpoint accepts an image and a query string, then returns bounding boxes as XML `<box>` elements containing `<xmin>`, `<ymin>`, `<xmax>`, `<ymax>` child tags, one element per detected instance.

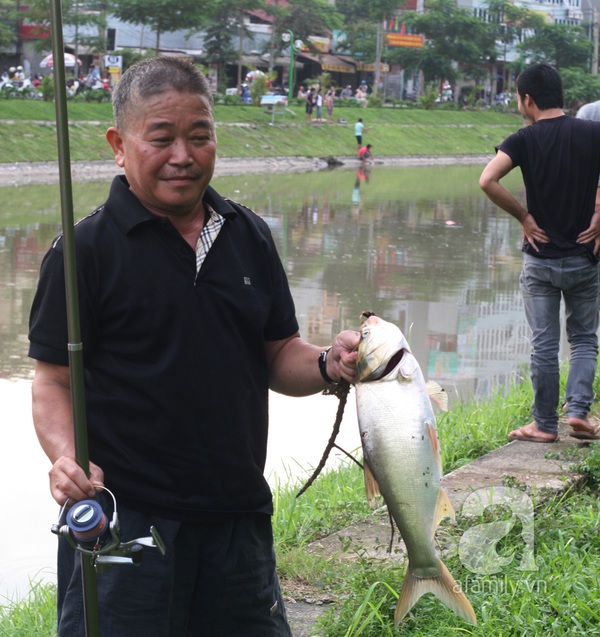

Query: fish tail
<box><xmin>394</xmin><ymin>559</ymin><xmax>476</xmax><ymax>626</ymax></box>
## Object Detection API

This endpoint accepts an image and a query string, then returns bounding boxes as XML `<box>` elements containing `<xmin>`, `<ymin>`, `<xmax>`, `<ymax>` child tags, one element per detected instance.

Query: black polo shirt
<box><xmin>29</xmin><ymin>176</ymin><xmax>299</xmax><ymax>520</ymax></box>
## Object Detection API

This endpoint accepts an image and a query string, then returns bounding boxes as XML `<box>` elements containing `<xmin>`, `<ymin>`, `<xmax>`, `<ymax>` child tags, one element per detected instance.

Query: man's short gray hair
<box><xmin>112</xmin><ymin>57</ymin><xmax>213</xmax><ymax>130</ymax></box>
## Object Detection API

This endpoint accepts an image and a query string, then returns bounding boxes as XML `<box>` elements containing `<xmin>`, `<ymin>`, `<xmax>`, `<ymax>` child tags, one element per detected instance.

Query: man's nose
<box><xmin>169</xmin><ymin>139</ymin><xmax>193</xmax><ymax>164</ymax></box>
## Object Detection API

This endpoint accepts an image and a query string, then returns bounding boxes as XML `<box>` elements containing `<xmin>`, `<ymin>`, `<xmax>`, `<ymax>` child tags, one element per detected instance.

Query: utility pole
<box><xmin>237</xmin><ymin>10</ymin><xmax>244</xmax><ymax>90</ymax></box>
<box><xmin>373</xmin><ymin>20</ymin><xmax>383</xmax><ymax>98</ymax></box>
<box><xmin>593</xmin><ymin>7</ymin><xmax>599</xmax><ymax>74</ymax></box>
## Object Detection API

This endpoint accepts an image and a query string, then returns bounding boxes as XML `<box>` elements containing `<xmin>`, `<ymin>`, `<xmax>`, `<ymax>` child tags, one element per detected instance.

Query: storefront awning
<box><xmin>297</xmin><ymin>52</ymin><xmax>356</xmax><ymax>74</ymax></box>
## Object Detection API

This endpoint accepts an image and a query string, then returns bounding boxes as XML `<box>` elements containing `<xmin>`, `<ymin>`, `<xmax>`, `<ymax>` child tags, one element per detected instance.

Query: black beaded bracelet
<box><xmin>318</xmin><ymin>347</ymin><xmax>338</xmax><ymax>385</ymax></box>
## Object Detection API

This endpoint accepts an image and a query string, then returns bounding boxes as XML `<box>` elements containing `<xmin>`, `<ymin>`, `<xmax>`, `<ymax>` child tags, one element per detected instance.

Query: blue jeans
<box><xmin>520</xmin><ymin>253</ymin><xmax>599</xmax><ymax>435</ymax></box>
<box><xmin>56</xmin><ymin>506</ymin><xmax>291</xmax><ymax>637</ymax></box>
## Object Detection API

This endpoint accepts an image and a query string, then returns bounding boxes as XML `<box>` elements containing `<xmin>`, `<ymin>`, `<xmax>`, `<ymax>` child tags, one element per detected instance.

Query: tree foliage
<box><xmin>390</xmin><ymin>0</ymin><xmax>496</xmax><ymax>84</ymax></box>
<box><xmin>111</xmin><ymin>0</ymin><xmax>215</xmax><ymax>53</ymax></box>
<box><xmin>519</xmin><ymin>23</ymin><xmax>591</xmax><ymax>70</ymax></box>
<box><xmin>13</xmin><ymin>0</ymin><xmax>108</xmax><ymax>54</ymax></box>
<box><xmin>0</xmin><ymin>1</ymin><xmax>17</xmax><ymax>51</ymax></box>
<box><xmin>561</xmin><ymin>67</ymin><xmax>600</xmax><ymax>108</ymax></box>
<box><xmin>202</xmin><ymin>0</ymin><xmax>254</xmax><ymax>92</ymax></box>
<box><xmin>277</xmin><ymin>0</ymin><xmax>343</xmax><ymax>47</ymax></box>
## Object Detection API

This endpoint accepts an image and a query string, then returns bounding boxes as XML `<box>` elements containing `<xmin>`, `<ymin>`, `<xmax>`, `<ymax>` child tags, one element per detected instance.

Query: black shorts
<box><xmin>56</xmin><ymin>505</ymin><xmax>291</xmax><ymax>636</ymax></box>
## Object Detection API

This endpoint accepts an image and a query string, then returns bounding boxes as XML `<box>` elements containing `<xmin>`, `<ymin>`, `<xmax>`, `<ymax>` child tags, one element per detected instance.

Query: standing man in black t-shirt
<box><xmin>480</xmin><ymin>63</ymin><xmax>600</xmax><ymax>444</ymax></box>
<box><xmin>29</xmin><ymin>57</ymin><xmax>359</xmax><ymax>636</ymax></box>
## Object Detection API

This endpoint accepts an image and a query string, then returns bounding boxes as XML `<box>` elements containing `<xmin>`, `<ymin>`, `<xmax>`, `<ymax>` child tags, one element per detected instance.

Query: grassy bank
<box><xmin>3</xmin><ymin>370</ymin><xmax>599</xmax><ymax>635</ymax></box>
<box><xmin>0</xmin><ymin>101</ymin><xmax>523</xmax><ymax>163</ymax></box>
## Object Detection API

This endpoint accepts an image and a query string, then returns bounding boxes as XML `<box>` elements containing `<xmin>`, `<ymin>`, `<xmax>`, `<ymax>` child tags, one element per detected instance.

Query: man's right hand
<box><xmin>49</xmin><ymin>456</ymin><xmax>104</xmax><ymax>506</ymax></box>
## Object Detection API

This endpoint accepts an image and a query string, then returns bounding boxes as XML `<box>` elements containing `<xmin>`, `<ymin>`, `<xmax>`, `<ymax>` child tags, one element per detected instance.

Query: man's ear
<box><xmin>106</xmin><ymin>127</ymin><xmax>125</xmax><ymax>168</ymax></box>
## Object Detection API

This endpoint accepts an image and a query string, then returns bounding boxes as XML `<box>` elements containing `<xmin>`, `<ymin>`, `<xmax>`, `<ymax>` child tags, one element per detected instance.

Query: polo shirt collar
<box><xmin>107</xmin><ymin>175</ymin><xmax>237</xmax><ymax>235</ymax></box>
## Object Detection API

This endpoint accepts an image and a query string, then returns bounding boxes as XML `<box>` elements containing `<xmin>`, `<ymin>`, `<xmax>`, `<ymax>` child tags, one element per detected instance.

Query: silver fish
<box><xmin>355</xmin><ymin>312</ymin><xmax>476</xmax><ymax>626</ymax></box>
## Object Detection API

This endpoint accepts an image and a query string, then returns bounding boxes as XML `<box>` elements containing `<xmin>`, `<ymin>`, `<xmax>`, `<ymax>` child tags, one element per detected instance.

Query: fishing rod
<box><xmin>47</xmin><ymin>0</ymin><xmax>99</xmax><ymax>632</ymax></box>
<box><xmin>46</xmin><ymin>5</ymin><xmax>165</xmax><ymax>636</ymax></box>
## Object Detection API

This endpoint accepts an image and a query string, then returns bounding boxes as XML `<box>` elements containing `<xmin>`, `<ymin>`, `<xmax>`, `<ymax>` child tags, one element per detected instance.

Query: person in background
<box><xmin>305</xmin><ymin>87</ymin><xmax>314</xmax><ymax>124</ymax></box>
<box><xmin>85</xmin><ymin>63</ymin><xmax>101</xmax><ymax>88</ymax></box>
<box><xmin>315</xmin><ymin>88</ymin><xmax>323</xmax><ymax>123</ymax></box>
<box><xmin>341</xmin><ymin>85</ymin><xmax>352</xmax><ymax>99</ymax></box>
<box><xmin>326</xmin><ymin>87</ymin><xmax>335</xmax><ymax>125</ymax></box>
<box><xmin>355</xmin><ymin>117</ymin><xmax>366</xmax><ymax>150</ymax></box>
<box><xmin>355</xmin><ymin>84</ymin><xmax>367</xmax><ymax>104</ymax></box>
<box><xmin>576</xmin><ymin>98</ymin><xmax>600</xmax><ymax>121</ymax></box>
<box><xmin>358</xmin><ymin>143</ymin><xmax>373</xmax><ymax>162</ymax></box>
<box><xmin>575</xmin><ymin>96</ymin><xmax>600</xmax><ymax>306</ymax></box>
<box><xmin>29</xmin><ymin>56</ymin><xmax>359</xmax><ymax>637</ymax></box>
<box><xmin>479</xmin><ymin>63</ymin><xmax>600</xmax><ymax>444</ymax></box>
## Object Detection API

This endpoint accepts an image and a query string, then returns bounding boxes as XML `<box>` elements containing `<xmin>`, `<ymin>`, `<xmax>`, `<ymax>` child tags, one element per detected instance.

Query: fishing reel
<box><xmin>51</xmin><ymin>485</ymin><xmax>165</xmax><ymax>573</ymax></box>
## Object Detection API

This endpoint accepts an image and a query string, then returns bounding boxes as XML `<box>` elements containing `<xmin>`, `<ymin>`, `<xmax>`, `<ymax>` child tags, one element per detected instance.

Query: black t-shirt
<box><xmin>29</xmin><ymin>176</ymin><xmax>299</xmax><ymax>520</ymax></box>
<box><xmin>497</xmin><ymin>115</ymin><xmax>600</xmax><ymax>259</ymax></box>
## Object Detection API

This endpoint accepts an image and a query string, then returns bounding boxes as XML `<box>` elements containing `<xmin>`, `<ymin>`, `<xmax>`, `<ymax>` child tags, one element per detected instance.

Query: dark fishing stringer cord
<box><xmin>296</xmin><ymin>380</ymin><xmax>363</xmax><ymax>498</ymax></box>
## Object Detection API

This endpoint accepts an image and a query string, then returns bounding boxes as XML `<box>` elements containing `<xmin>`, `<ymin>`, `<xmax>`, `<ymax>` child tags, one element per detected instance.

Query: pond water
<box><xmin>0</xmin><ymin>163</ymin><xmax>539</xmax><ymax>602</ymax></box>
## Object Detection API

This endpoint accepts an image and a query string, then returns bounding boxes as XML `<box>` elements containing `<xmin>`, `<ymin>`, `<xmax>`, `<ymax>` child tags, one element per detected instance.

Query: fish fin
<box><xmin>394</xmin><ymin>559</ymin><xmax>477</xmax><ymax>626</ymax></box>
<box><xmin>426</xmin><ymin>422</ymin><xmax>445</xmax><ymax>477</ymax></box>
<box><xmin>434</xmin><ymin>488</ymin><xmax>456</xmax><ymax>529</ymax></box>
<box><xmin>363</xmin><ymin>461</ymin><xmax>382</xmax><ymax>508</ymax></box>
<box><xmin>426</xmin><ymin>381</ymin><xmax>448</xmax><ymax>412</ymax></box>
<box><xmin>426</xmin><ymin>423</ymin><xmax>441</xmax><ymax>461</ymax></box>
<box><xmin>398</xmin><ymin>352</ymin><xmax>419</xmax><ymax>378</ymax></box>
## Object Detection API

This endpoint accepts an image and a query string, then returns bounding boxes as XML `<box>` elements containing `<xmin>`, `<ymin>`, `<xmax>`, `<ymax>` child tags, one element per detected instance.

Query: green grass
<box><xmin>313</xmin><ymin>484</ymin><xmax>600</xmax><ymax>636</ymax></box>
<box><xmin>0</xmin><ymin>581</ymin><xmax>56</xmax><ymax>636</ymax></box>
<box><xmin>0</xmin><ymin>101</ymin><xmax>523</xmax><ymax>163</ymax></box>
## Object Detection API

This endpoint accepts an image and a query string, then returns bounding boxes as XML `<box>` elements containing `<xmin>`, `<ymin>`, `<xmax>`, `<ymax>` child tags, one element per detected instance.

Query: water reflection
<box><xmin>0</xmin><ymin>165</ymin><xmax>530</xmax><ymax>400</ymax></box>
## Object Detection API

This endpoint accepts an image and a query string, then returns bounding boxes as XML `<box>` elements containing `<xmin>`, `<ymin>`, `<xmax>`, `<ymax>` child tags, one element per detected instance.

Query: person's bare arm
<box><xmin>266</xmin><ymin>330</ymin><xmax>359</xmax><ymax>397</ymax></box>
<box><xmin>576</xmin><ymin>187</ymin><xmax>600</xmax><ymax>253</ymax></box>
<box><xmin>32</xmin><ymin>360</ymin><xmax>103</xmax><ymax>505</ymax></box>
<box><xmin>479</xmin><ymin>150</ymin><xmax>549</xmax><ymax>251</ymax></box>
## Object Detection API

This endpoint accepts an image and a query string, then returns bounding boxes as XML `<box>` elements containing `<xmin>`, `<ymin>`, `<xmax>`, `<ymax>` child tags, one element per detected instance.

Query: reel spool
<box><xmin>52</xmin><ymin>485</ymin><xmax>165</xmax><ymax>573</ymax></box>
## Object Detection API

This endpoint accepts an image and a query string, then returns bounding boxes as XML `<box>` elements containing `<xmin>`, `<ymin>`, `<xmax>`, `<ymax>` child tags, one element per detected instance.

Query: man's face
<box><xmin>106</xmin><ymin>89</ymin><xmax>217</xmax><ymax>218</ymax></box>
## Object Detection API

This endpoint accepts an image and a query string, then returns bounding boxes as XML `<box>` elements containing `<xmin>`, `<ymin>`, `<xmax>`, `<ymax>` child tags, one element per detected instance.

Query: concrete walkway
<box><xmin>285</xmin><ymin>419</ymin><xmax>595</xmax><ymax>636</ymax></box>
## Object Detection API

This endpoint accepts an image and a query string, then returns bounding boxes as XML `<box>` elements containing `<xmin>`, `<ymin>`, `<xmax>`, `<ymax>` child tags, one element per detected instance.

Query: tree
<box><xmin>201</xmin><ymin>0</ymin><xmax>264</xmax><ymax>93</ymax></box>
<box><xmin>14</xmin><ymin>0</ymin><xmax>108</xmax><ymax>55</ymax></box>
<box><xmin>0</xmin><ymin>1</ymin><xmax>17</xmax><ymax>51</ymax></box>
<box><xmin>485</xmin><ymin>0</ymin><xmax>545</xmax><ymax>91</ymax></box>
<box><xmin>519</xmin><ymin>23</ymin><xmax>592</xmax><ymax>71</ymax></box>
<box><xmin>277</xmin><ymin>0</ymin><xmax>343</xmax><ymax>48</ymax></box>
<box><xmin>561</xmin><ymin>67</ymin><xmax>600</xmax><ymax>108</ymax></box>
<box><xmin>111</xmin><ymin>0</ymin><xmax>214</xmax><ymax>54</ymax></box>
<box><xmin>390</xmin><ymin>0</ymin><xmax>497</xmax><ymax>86</ymax></box>
<box><xmin>204</xmin><ymin>5</ymin><xmax>240</xmax><ymax>92</ymax></box>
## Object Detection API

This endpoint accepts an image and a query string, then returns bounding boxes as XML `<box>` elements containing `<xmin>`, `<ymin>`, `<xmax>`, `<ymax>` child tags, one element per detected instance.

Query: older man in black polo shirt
<box><xmin>29</xmin><ymin>57</ymin><xmax>359</xmax><ymax>637</ymax></box>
